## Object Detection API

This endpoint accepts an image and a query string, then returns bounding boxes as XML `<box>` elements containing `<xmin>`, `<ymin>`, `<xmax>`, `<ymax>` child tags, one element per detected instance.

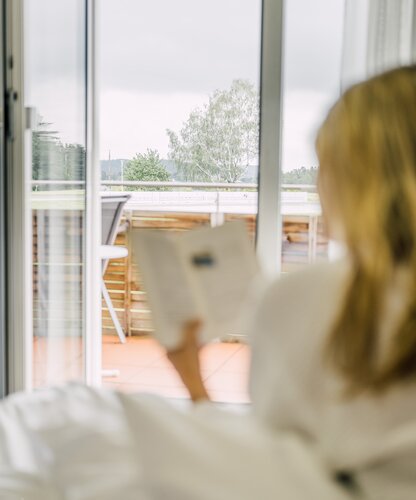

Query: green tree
<box><xmin>167</xmin><ymin>79</ymin><xmax>259</xmax><ymax>183</ymax></box>
<box><xmin>282</xmin><ymin>166</ymin><xmax>318</xmax><ymax>185</ymax></box>
<box><xmin>123</xmin><ymin>149</ymin><xmax>171</xmax><ymax>191</ymax></box>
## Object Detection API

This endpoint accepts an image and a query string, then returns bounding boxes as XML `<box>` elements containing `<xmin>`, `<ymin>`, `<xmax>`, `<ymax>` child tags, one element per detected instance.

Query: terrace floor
<box><xmin>33</xmin><ymin>335</ymin><xmax>251</xmax><ymax>404</ymax></box>
<box><xmin>102</xmin><ymin>335</ymin><xmax>251</xmax><ymax>404</ymax></box>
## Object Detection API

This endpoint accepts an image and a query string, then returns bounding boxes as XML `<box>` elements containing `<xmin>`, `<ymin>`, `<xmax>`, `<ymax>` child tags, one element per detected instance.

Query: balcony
<box><xmin>100</xmin><ymin>183</ymin><xmax>327</xmax><ymax>335</ymax></box>
<box><xmin>32</xmin><ymin>182</ymin><xmax>328</xmax><ymax>402</ymax></box>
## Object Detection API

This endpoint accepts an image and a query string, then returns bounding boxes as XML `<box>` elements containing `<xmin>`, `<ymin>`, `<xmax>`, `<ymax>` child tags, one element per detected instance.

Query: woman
<box><xmin>164</xmin><ymin>64</ymin><xmax>416</xmax><ymax>499</ymax></box>
<box><xmin>1</xmin><ymin>66</ymin><xmax>416</xmax><ymax>500</ymax></box>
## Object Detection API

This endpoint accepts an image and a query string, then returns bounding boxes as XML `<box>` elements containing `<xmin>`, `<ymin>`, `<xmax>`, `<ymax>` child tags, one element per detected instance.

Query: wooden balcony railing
<box><xmin>102</xmin><ymin>210</ymin><xmax>328</xmax><ymax>337</ymax></box>
<box><xmin>31</xmin><ymin>184</ymin><xmax>328</xmax><ymax>338</ymax></box>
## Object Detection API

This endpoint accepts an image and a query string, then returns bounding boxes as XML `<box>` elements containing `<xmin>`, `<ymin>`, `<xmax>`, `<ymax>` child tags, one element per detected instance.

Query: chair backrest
<box><xmin>101</xmin><ymin>193</ymin><xmax>131</xmax><ymax>246</ymax></box>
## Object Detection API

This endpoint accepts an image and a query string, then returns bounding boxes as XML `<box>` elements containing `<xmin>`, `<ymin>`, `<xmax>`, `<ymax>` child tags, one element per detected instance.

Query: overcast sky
<box><xmin>25</xmin><ymin>0</ymin><xmax>345</xmax><ymax>172</ymax></box>
<box><xmin>99</xmin><ymin>0</ymin><xmax>345</xmax><ymax>170</ymax></box>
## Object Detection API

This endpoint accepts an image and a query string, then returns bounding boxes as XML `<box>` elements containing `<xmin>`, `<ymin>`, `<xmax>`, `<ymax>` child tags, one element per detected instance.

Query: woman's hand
<box><xmin>166</xmin><ymin>320</ymin><xmax>210</xmax><ymax>402</ymax></box>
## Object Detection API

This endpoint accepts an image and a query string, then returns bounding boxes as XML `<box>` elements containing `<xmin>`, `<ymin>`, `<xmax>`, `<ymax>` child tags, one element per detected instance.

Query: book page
<box><xmin>131</xmin><ymin>230</ymin><xmax>202</xmax><ymax>349</ymax></box>
<box><xmin>181</xmin><ymin>221</ymin><xmax>259</xmax><ymax>343</ymax></box>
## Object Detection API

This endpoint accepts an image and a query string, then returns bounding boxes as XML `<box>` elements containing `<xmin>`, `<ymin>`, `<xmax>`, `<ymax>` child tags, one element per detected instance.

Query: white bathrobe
<box><xmin>1</xmin><ymin>259</ymin><xmax>415</xmax><ymax>499</ymax></box>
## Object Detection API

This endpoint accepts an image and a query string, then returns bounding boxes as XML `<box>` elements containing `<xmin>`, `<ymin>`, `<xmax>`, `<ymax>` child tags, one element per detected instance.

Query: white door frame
<box><xmin>5</xmin><ymin>0</ymin><xmax>32</xmax><ymax>393</ymax></box>
<box><xmin>257</xmin><ymin>0</ymin><xmax>285</xmax><ymax>276</ymax></box>
<box><xmin>0</xmin><ymin>0</ymin><xmax>7</xmax><ymax>398</ymax></box>
<box><xmin>85</xmin><ymin>0</ymin><xmax>102</xmax><ymax>386</ymax></box>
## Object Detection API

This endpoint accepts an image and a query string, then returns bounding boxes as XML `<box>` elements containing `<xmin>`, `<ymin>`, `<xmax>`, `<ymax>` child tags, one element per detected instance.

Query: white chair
<box><xmin>101</xmin><ymin>193</ymin><xmax>131</xmax><ymax>344</ymax></box>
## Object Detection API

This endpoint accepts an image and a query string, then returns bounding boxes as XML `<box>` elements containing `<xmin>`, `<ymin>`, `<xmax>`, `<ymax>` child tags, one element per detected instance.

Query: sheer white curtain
<box><xmin>342</xmin><ymin>0</ymin><xmax>416</xmax><ymax>88</ymax></box>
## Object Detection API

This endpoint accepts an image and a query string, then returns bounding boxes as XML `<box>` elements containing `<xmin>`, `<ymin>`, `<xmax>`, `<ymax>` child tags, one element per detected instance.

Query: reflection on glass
<box><xmin>25</xmin><ymin>0</ymin><xmax>87</xmax><ymax>387</ymax></box>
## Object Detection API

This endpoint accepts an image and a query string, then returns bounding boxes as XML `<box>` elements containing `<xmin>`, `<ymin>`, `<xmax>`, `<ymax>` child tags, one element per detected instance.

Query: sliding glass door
<box><xmin>95</xmin><ymin>0</ymin><xmax>344</xmax><ymax>402</ymax></box>
<box><xmin>26</xmin><ymin>0</ymin><xmax>102</xmax><ymax>389</ymax></box>
<box><xmin>25</xmin><ymin>0</ymin><xmax>88</xmax><ymax>388</ymax></box>
<box><xmin>3</xmin><ymin>0</ymin><xmax>345</xmax><ymax>395</ymax></box>
<box><xmin>98</xmin><ymin>0</ymin><xmax>262</xmax><ymax>402</ymax></box>
<box><xmin>5</xmin><ymin>0</ymin><xmax>100</xmax><ymax>393</ymax></box>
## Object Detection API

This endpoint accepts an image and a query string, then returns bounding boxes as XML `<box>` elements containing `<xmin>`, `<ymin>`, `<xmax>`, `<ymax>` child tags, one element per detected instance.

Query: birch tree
<box><xmin>167</xmin><ymin>80</ymin><xmax>259</xmax><ymax>183</ymax></box>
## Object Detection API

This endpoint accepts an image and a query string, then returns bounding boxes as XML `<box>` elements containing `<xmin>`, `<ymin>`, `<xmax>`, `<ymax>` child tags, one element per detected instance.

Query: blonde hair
<box><xmin>316</xmin><ymin>65</ymin><xmax>416</xmax><ymax>394</ymax></box>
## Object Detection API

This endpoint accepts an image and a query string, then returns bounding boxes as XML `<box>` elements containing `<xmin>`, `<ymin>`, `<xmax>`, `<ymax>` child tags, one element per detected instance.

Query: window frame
<box><xmin>256</xmin><ymin>0</ymin><xmax>284</xmax><ymax>276</ymax></box>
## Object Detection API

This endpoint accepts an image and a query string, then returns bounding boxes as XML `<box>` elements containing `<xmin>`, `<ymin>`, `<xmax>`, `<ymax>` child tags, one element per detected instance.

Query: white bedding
<box><xmin>0</xmin><ymin>384</ymin><xmax>350</xmax><ymax>500</ymax></box>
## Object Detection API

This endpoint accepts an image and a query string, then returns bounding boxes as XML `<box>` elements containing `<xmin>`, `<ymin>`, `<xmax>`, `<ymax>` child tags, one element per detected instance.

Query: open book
<box><xmin>131</xmin><ymin>221</ymin><xmax>260</xmax><ymax>350</ymax></box>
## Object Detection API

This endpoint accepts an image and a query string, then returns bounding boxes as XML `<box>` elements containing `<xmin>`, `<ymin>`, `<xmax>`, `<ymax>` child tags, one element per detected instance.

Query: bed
<box><xmin>0</xmin><ymin>384</ymin><xmax>351</xmax><ymax>500</ymax></box>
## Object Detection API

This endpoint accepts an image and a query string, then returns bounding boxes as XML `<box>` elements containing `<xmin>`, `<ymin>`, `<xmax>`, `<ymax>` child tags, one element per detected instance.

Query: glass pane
<box><xmin>25</xmin><ymin>0</ymin><xmax>87</xmax><ymax>387</ymax></box>
<box><xmin>281</xmin><ymin>0</ymin><xmax>345</xmax><ymax>271</ymax></box>
<box><xmin>99</xmin><ymin>0</ymin><xmax>261</xmax><ymax>403</ymax></box>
